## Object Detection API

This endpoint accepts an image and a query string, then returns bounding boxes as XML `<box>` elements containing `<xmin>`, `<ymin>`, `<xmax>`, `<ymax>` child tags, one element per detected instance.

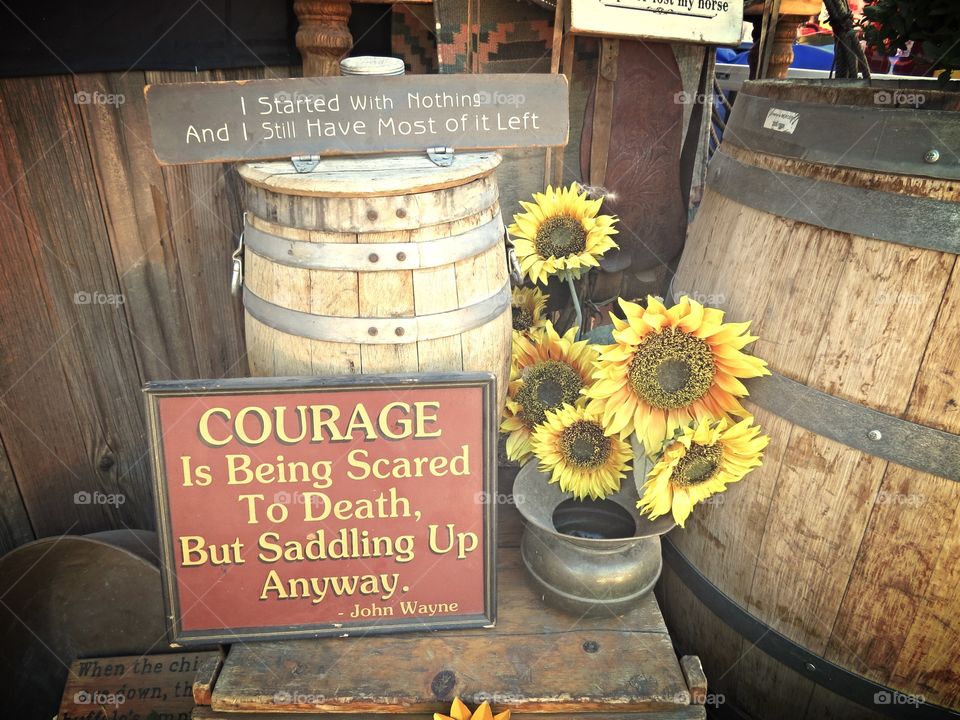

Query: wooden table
<box><xmin>190</xmin><ymin>465</ymin><xmax>707</xmax><ymax>718</ymax></box>
<box><xmin>191</xmin><ymin>552</ymin><xmax>706</xmax><ymax>719</ymax></box>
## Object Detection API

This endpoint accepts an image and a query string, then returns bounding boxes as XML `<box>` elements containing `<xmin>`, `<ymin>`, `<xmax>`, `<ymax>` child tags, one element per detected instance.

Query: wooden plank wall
<box><xmin>0</xmin><ymin>51</ymin><xmax>709</xmax><ymax>555</ymax></box>
<box><xmin>0</xmin><ymin>66</ymin><xmax>290</xmax><ymax>553</ymax></box>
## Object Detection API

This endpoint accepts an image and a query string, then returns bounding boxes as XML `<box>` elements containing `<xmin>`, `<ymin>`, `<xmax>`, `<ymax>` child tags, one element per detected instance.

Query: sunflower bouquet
<box><xmin>502</xmin><ymin>184</ymin><xmax>771</xmax><ymax>528</ymax></box>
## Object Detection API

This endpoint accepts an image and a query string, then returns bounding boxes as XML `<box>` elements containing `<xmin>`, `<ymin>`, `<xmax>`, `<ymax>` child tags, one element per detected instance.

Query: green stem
<box><xmin>567</xmin><ymin>274</ymin><xmax>583</xmax><ymax>340</ymax></box>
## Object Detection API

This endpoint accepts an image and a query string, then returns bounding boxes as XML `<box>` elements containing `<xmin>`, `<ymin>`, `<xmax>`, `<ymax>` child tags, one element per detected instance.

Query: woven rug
<box><xmin>432</xmin><ymin>0</ymin><xmax>553</xmax><ymax>73</ymax></box>
<box><xmin>391</xmin><ymin>5</ymin><xmax>437</xmax><ymax>74</ymax></box>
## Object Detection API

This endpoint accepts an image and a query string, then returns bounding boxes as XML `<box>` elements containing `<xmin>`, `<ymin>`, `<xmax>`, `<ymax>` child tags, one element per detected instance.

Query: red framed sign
<box><xmin>145</xmin><ymin>373</ymin><xmax>497</xmax><ymax>645</ymax></box>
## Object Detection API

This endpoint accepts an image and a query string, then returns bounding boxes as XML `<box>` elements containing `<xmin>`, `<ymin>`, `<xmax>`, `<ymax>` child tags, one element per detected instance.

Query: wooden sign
<box><xmin>58</xmin><ymin>651</ymin><xmax>217</xmax><ymax>720</ymax></box>
<box><xmin>145</xmin><ymin>373</ymin><xmax>497</xmax><ymax>645</ymax></box>
<box><xmin>570</xmin><ymin>0</ymin><xmax>743</xmax><ymax>45</ymax></box>
<box><xmin>144</xmin><ymin>75</ymin><xmax>568</xmax><ymax>164</ymax></box>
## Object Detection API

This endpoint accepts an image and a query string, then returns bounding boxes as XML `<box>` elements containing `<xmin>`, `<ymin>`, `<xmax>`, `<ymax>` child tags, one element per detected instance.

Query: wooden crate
<box><xmin>189</xmin><ymin>553</ymin><xmax>705</xmax><ymax>718</ymax></box>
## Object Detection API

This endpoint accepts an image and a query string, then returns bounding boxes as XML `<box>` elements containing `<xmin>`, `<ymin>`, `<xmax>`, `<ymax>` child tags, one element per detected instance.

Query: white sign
<box><xmin>762</xmin><ymin>108</ymin><xmax>800</xmax><ymax>134</ymax></box>
<box><xmin>570</xmin><ymin>0</ymin><xmax>743</xmax><ymax>46</ymax></box>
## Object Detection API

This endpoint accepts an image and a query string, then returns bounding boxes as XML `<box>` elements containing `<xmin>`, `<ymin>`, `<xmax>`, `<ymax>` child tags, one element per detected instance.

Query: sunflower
<box><xmin>435</xmin><ymin>698</ymin><xmax>510</xmax><ymax>720</ymax></box>
<box><xmin>508</xmin><ymin>183</ymin><xmax>618</xmax><ymax>285</ymax></box>
<box><xmin>531</xmin><ymin>403</ymin><xmax>633</xmax><ymax>500</ymax></box>
<box><xmin>585</xmin><ymin>295</ymin><xmax>770</xmax><ymax>455</ymax></box>
<box><xmin>510</xmin><ymin>286</ymin><xmax>548</xmax><ymax>338</ymax></box>
<box><xmin>637</xmin><ymin>417</ymin><xmax>768</xmax><ymax>527</ymax></box>
<box><xmin>501</xmin><ymin>321</ymin><xmax>598</xmax><ymax>464</ymax></box>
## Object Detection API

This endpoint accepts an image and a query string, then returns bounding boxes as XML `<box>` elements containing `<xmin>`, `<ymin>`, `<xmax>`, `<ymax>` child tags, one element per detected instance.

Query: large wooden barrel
<box><xmin>661</xmin><ymin>80</ymin><xmax>960</xmax><ymax>719</ymax></box>
<box><xmin>239</xmin><ymin>153</ymin><xmax>512</xmax><ymax>406</ymax></box>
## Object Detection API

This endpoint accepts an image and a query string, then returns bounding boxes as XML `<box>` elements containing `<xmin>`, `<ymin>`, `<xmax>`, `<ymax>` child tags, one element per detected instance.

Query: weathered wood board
<box><xmin>210</xmin><ymin>554</ymin><xmax>693</xmax><ymax>714</ymax></box>
<box><xmin>194</xmin><ymin>710</ymin><xmax>706</xmax><ymax>719</ymax></box>
<box><xmin>58</xmin><ymin>651</ymin><xmax>218</xmax><ymax>720</ymax></box>
<box><xmin>0</xmin><ymin>65</ymin><xmax>286</xmax><ymax>551</ymax></box>
<box><xmin>145</xmin><ymin>75</ymin><xmax>569</xmax><ymax>164</ymax></box>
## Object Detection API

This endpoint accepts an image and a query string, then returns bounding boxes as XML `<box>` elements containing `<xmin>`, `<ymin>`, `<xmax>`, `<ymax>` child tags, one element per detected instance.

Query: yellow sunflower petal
<box><xmin>637</xmin><ymin>418</ymin><xmax>767</xmax><ymax>527</ymax></box>
<box><xmin>531</xmin><ymin>403</ymin><xmax>631</xmax><ymax>500</ymax></box>
<box><xmin>450</xmin><ymin>698</ymin><xmax>473</xmax><ymax>720</ymax></box>
<box><xmin>589</xmin><ymin>296</ymin><xmax>769</xmax><ymax>453</ymax></box>
<box><xmin>509</xmin><ymin>182</ymin><xmax>618</xmax><ymax>285</ymax></box>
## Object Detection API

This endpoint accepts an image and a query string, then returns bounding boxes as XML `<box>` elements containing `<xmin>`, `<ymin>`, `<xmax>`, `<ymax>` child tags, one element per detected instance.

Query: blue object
<box><xmin>716</xmin><ymin>42</ymin><xmax>835</xmax><ymax>70</ymax></box>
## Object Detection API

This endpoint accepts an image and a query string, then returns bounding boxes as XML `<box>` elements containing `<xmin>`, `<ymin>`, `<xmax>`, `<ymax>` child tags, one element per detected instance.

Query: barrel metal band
<box><xmin>706</xmin><ymin>150</ymin><xmax>960</xmax><ymax>253</ymax></box>
<box><xmin>724</xmin><ymin>90</ymin><xmax>960</xmax><ymax>180</ymax></box>
<box><xmin>745</xmin><ymin>371</ymin><xmax>960</xmax><ymax>483</ymax></box>
<box><xmin>244</xmin><ymin>216</ymin><xmax>505</xmax><ymax>271</ymax></box>
<box><xmin>243</xmin><ymin>283</ymin><xmax>510</xmax><ymax>344</ymax></box>
<box><xmin>662</xmin><ymin>537</ymin><xmax>960</xmax><ymax>719</ymax></box>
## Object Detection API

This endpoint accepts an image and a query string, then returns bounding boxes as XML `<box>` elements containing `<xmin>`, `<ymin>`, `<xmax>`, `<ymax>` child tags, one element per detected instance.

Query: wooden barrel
<box><xmin>239</xmin><ymin>153</ymin><xmax>512</xmax><ymax>407</ymax></box>
<box><xmin>661</xmin><ymin>80</ymin><xmax>960</xmax><ymax>720</ymax></box>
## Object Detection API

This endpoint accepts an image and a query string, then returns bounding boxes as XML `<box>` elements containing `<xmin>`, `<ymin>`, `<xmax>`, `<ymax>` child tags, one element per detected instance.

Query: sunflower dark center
<box><xmin>516</xmin><ymin>360</ymin><xmax>583</xmax><ymax>427</ymax></box>
<box><xmin>534</xmin><ymin>215</ymin><xmax>587</xmax><ymax>258</ymax></box>
<box><xmin>512</xmin><ymin>305</ymin><xmax>534</xmax><ymax>331</ymax></box>
<box><xmin>628</xmin><ymin>328</ymin><xmax>715</xmax><ymax>409</ymax></box>
<box><xmin>671</xmin><ymin>442</ymin><xmax>723</xmax><ymax>486</ymax></box>
<box><xmin>560</xmin><ymin>420</ymin><xmax>611</xmax><ymax>468</ymax></box>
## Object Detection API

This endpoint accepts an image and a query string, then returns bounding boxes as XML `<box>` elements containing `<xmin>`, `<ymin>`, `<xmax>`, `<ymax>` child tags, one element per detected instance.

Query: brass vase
<box><xmin>514</xmin><ymin>460</ymin><xmax>675</xmax><ymax>617</ymax></box>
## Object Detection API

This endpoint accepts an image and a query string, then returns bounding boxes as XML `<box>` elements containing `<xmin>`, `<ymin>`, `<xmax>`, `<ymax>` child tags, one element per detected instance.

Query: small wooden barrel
<box><xmin>239</xmin><ymin>153</ymin><xmax>512</xmax><ymax>406</ymax></box>
<box><xmin>661</xmin><ymin>80</ymin><xmax>960</xmax><ymax>719</ymax></box>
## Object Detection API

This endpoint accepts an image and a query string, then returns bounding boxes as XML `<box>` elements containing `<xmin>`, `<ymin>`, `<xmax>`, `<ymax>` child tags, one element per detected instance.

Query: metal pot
<box><xmin>514</xmin><ymin>460</ymin><xmax>675</xmax><ymax>617</ymax></box>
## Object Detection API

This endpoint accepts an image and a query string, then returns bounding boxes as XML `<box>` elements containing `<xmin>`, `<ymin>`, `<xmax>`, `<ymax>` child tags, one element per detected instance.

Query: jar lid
<box><xmin>340</xmin><ymin>56</ymin><xmax>405</xmax><ymax>76</ymax></box>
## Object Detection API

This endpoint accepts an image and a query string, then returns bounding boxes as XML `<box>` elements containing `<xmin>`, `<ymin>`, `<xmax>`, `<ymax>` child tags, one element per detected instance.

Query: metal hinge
<box><xmin>291</xmin><ymin>155</ymin><xmax>321</xmax><ymax>173</ymax></box>
<box><xmin>427</xmin><ymin>146</ymin><xmax>455</xmax><ymax>167</ymax></box>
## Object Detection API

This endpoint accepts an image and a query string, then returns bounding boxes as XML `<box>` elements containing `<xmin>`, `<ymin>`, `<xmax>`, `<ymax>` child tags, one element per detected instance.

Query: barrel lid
<box><xmin>238</xmin><ymin>152</ymin><xmax>502</xmax><ymax>197</ymax></box>
<box><xmin>340</xmin><ymin>56</ymin><xmax>405</xmax><ymax>76</ymax></box>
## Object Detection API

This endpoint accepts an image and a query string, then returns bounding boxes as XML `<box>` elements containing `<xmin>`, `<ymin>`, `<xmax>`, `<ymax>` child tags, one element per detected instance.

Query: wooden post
<box><xmin>680</xmin><ymin>655</ymin><xmax>708</xmax><ymax>705</ymax></box>
<box><xmin>745</xmin><ymin>0</ymin><xmax>822</xmax><ymax>79</ymax></box>
<box><xmin>544</xmin><ymin>0</ymin><xmax>568</xmax><ymax>185</ymax></box>
<box><xmin>748</xmin><ymin>13</ymin><xmax>808</xmax><ymax>79</ymax></box>
<box><xmin>294</xmin><ymin>0</ymin><xmax>353</xmax><ymax>77</ymax></box>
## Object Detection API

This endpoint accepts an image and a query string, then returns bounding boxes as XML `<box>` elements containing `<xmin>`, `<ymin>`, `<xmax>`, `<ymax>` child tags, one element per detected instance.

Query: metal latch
<box><xmin>291</xmin><ymin>155</ymin><xmax>321</xmax><ymax>173</ymax></box>
<box><xmin>427</xmin><ymin>146</ymin><xmax>455</xmax><ymax>167</ymax></box>
<box><xmin>231</xmin><ymin>230</ymin><xmax>244</xmax><ymax>296</ymax></box>
<box><xmin>505</xmin><ymin>237</ymin><xmax>522</xmax><ymax>286</ymax></box>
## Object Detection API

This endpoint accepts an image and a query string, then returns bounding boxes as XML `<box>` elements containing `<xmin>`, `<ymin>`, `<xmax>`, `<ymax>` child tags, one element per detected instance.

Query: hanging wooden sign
<box><xmin>145</xmin><ymin>373</ymin><xmax>497</xmax><ymax>645</ymax></box>
<box><xmin>570</xmin><ymin>0</ymin><xmax>743</xmax><ymax>45</ymax></box>
<box><xmin>143</xmin><ymin>74</ymin><xmax>568</xmax><ymax>164</ymax></box>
